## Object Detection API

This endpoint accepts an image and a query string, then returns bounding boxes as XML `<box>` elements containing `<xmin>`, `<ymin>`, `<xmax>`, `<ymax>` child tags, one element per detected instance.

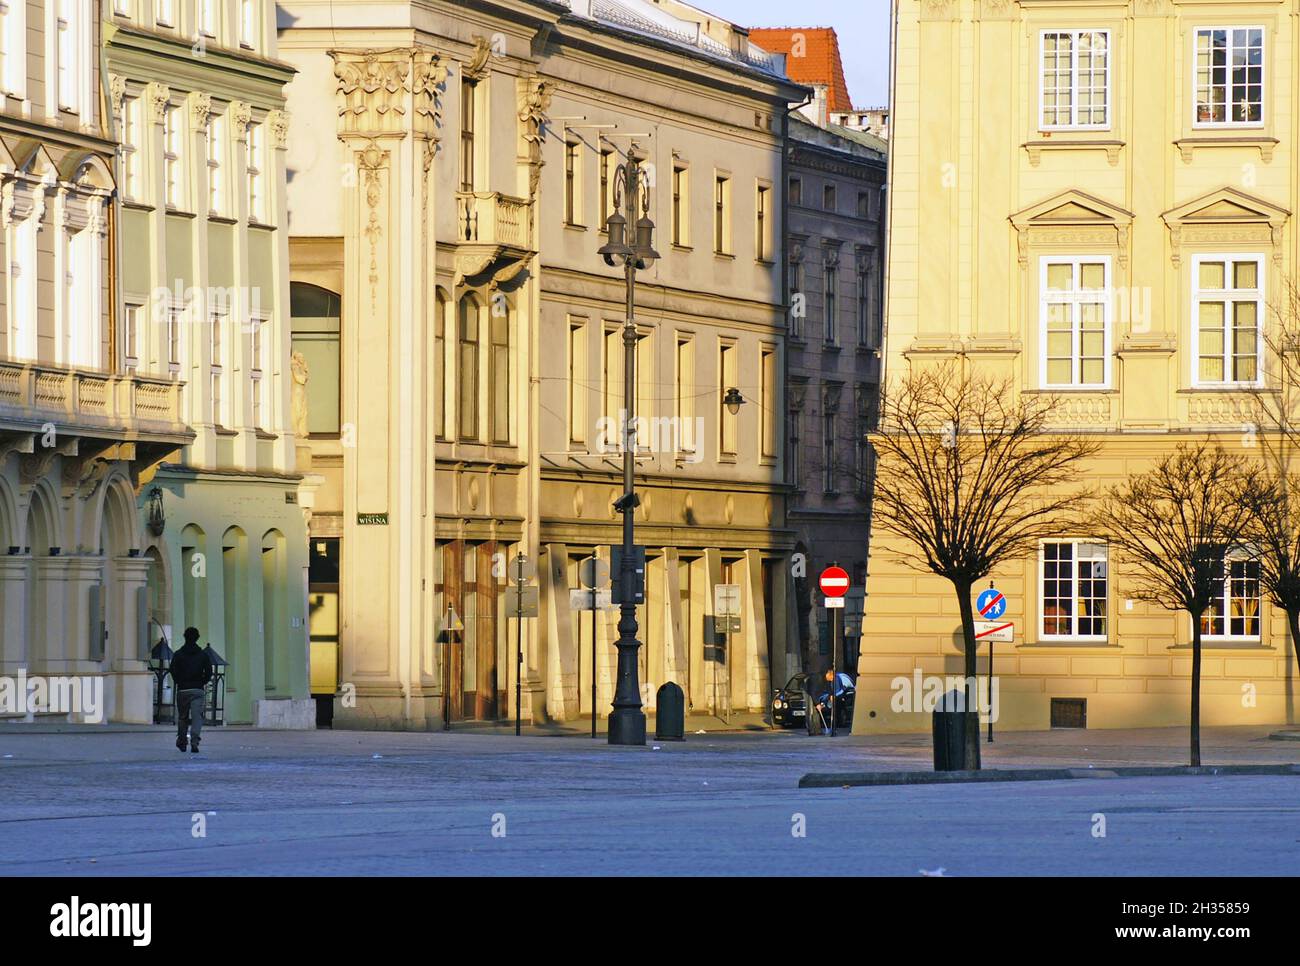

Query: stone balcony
<box><xmin>0</xmin><ymin>361</ymin><xmax>194</xmax><ymax>461</ymax></box>
<box><xmin>452</xmin><ymin>190</ymin><xmax>535</xmax><ymax>288</ymax></box>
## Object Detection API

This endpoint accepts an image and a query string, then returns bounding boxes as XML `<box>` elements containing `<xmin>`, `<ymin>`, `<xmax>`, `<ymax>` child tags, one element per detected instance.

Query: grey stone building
<box><xmin>783</xmin><ymin>115</ymin><xmax>886</xmax><ymax>678</ymax></box>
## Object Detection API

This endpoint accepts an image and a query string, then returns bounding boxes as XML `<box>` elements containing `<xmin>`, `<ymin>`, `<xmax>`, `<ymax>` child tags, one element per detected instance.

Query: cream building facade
<box><xmin>0</xmin><ymin>0</ymin><xmax>193</xmax><ymax>721</ymax></box>
<box><xmin>861</xmin><ymin>0</ymin><xmax>1300</xmax><ymax>734</ymax></box>
<box><xmin>279</xmin><ymin>0</ymin><xmax>805</xmax><ymax>728</ymax></box>
<box><xmin>103</xmin><ymin>1</ymin><xmax>313</xmax><ymax>726</ymax></box>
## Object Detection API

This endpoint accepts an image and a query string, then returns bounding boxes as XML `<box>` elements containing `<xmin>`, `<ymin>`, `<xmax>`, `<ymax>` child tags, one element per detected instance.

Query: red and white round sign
<box><xmin>819</xmin><ymin>566</ymin><xmax>850</xmax><ymax>598</ymax></box>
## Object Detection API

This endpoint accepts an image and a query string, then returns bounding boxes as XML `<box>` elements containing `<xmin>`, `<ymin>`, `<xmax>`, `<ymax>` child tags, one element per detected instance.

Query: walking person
<box><xmin>170</xmin><ymin>627</ymin><xmax>213</xmax><ymax>754</ymax></box>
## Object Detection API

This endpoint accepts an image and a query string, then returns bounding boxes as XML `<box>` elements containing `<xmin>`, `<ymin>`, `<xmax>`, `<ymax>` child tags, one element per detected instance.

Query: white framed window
<box><xmin>8</xmin><ymin>215</ymin><xmax>39</xmax><ymax>360</ymax></box>
<box><xmin>824</xmin><ymin>259</ymin><xmax>838</xmax><ymax>344</ymax></box>
<box><xmin>210</xmin><ymin>307</ymin><xmax>226</xmax><ymax>424</ymax></box>
<box><xmin>120</xmin><ymin>95</ymin><xmax>140</xmax><ymax>201</ymax></box>
<box><xmin>112</xmin><ymin>0</ymin><xmax>132</xmax><ymax>18</ymax></box>
<box><xmin>1040</xmin><ymin>256</ymin><xmax>1111</xmax><ymax>388</ymax></box>
<box><xmin>1041</xmin><ymin>541</ymin><xmax>1109</xmax><ymax>640</ymax></box>
<box><xmin>1201</xmin><ymin>552</ymin><xmax>1261</xmax><ymax>640</ymax></box>
<box><xmin>55</xmin><ymin>0</ymin><xmax>81</xmax><ymax>113</ymax></box>
<box><xmin>247</xmin><ymin>120</ymin><xmax>264</xmax><ymax>222</ymax></box>
<box><xmin>198</xmin><ymin>0</ymin><xmax>216</xmax><ymax>37</ymax></box>
<box><xmin>0</xmin><ymin>0</ymin><xmax>25</xmax><ymax>98</ymax></box>
<box><xmin>122</xmin><ymin>302</ymin><xmax>142</xmax><ymax>369</ymax></box>
<box><xmin>249</xmin><ymin>316</ymin><xmax>266</xmax><ymax>429</ymax></box>
<box><xmin>163</xmin><ymin>103</ymin><xmax>183</xmax><ymax>209</ymax></box>
<box><xmin>165</xmin><ymin>302</ymin><xmax>182</xmax><ymax>374</ymax></box>
<box><xmin>1192</xmin><ymin>254</ymin><xmax>1263</xmax><ymax>387</ymax></box>
<box><xmin>207</xmin><ymin>111</ymin><xmax>225</xmax><ymax>216</ymax></box>
<box><xmin>821</xmin><ymin>410</ymin><xmax>836</xmax><ymax>493</ymax></box>
<box><xmin>239</xmin><ymin>0</ymin><xmax>257</xmax><ymax>49</ymax></box>
<box><xmin>1194</xmin><ymin>27</ymin><xmax>1264</xmax><ymax>127</ymax></box>
<box><xmin>155</xmin><ymin>0</ymin><xmax>174</xmax><ymax>27</ymax></box>
<box><xmin>1040</xmin><ymin>29</ymin><xmax>1110</xmax><ymax>129</ymax></box>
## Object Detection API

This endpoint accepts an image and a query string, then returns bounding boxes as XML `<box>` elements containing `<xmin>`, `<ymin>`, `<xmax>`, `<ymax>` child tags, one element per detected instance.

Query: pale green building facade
<box><xmin>105</xmin><ymin>2</ymin><xmax>312</xmax><ymax>726</ymax></box>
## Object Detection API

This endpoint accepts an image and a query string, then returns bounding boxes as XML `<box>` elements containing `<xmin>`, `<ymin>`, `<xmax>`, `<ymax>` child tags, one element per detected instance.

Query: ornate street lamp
<box><xmin>596</xmin><ymin>142</ymin><xmax>659</xmax><ymax>746</ymax></box>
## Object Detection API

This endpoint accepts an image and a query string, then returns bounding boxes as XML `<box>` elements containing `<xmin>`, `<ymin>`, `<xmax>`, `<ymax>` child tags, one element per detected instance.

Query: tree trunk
<box><xmin>1190</xmin><ymin>611</ymin><xmax>1203</xmax><ymax>767</ymax></box>
<box><xmin>956</xmin><ymin>582</ymin><xmax>982</xmax><ymax>771</ymax></box>
<box><xmin>1288</xmin><ymin>608</ymin><xmax>1300</xmax><ymax>674</ymax></box>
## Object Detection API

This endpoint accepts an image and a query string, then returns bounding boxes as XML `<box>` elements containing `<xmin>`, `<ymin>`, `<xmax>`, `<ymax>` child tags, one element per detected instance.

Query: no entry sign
<box><xmin>819</xmin><ymin>566</ymin><xmax>850</xmax><ymax>598</ymax></box>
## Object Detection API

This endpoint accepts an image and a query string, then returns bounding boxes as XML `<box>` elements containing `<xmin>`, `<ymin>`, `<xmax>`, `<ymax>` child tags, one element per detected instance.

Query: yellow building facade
<box><xmin>859</xmin><ymin>0</ymin><xmax>1300</xmax><ymax>734</ymax></box>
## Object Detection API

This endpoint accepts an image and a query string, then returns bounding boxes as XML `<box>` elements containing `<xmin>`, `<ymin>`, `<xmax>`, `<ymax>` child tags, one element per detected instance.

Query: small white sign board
<box><xmin>974</xmin><ymin>620</ymin><xmax>1013</xmax><ymax>642</ymax></box>
<box><xmin>714</xmin><ymin>584</ymin><xmax>742</xmax><ymax>617</ymax></box>
<box><xmin>569</xmin><ymin>588</ymin><xmax>613</xmax><ymax>611</ymax></box>
<box><xmin>824</xmin><ymin>597</ymin><xmax>846</xmax><ymax>609</ymax></box>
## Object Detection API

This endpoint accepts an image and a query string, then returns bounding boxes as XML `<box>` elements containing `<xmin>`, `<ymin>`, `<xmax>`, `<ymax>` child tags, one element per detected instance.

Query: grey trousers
<box><xmin>177</xmin><ymin>689</ymin><xmax>206</xmax><ymax>741</ymax></box>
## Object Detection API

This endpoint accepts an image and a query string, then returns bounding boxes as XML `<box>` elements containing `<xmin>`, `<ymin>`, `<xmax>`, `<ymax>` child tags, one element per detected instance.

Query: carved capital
<box><xmin>146</xmin><ymin>82</ymin><xmax>171</xmax><ymax>123</ymax></box>
<box><xmin>332</xmin><ymin>49</ymin><xmax>412</xmax><ymax>135</ymax></box>
<box><xmin>413</xmin><ymin>51</ymin><xmax>449</xmax><ymax>138</ymax></box>
<box><xmin>108</xmin><ymin>74</ymin><xmax>127</xmax><ymax>116</ymax></box>
<box><xmin>268</xmin><ymin>109</ymin><xmax>290</xmax><ymax>148</ymax></box>
<box><xmin>190</xmin><ymin>91</ymin><xmax>212</xmax><ymax>127</ymax></box>
<box><xmin>229</xmin><ymin>100</ymin><xmax>253</xmax><ymax>135</ymax></box>
<box><xmin>463</xmin><ymin>36</ymin><xmax>494</xmax><ymax>81</ymax></box>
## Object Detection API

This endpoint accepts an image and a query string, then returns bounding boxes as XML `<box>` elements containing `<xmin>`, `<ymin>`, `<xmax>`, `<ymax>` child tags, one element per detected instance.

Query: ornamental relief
<box><xmin>1017</xmin><ymin>225</ymin><xmax>1122</xmax><ymax>268</ymax></box>
<box><xmin>332</xmin><ymin>49</ymin><xmax>412</xmax><ymax>135</ymax></box>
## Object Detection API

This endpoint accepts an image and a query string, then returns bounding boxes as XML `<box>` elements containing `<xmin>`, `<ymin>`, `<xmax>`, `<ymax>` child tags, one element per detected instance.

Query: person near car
<box><xmin>816</xmin><ymin>669</ymin><xmax>854</xmax><ymax>734</ymax></box>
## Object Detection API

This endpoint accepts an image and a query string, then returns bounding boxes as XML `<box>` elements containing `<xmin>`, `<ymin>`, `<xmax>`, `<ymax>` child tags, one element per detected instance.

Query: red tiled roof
<box><xmin>748</xmin><ymin>26</ymin><xmax>852</xmax><ymax>112</ymax></box>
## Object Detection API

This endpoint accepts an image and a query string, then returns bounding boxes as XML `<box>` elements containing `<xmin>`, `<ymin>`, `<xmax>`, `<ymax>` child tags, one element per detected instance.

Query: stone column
<box><xmin>331</xmin><ymin>48</ymin><xmax>442</xmax><ymax>728</ymax></box>
<box><xmin>0</xmin><ymin>555</ymin><xmax>30</xmax><ymax>672</ymax></box>
<box><xmin>108</xmin><ymin>555</ymin><xmax>152</xmax><ymax>723</ymax></box>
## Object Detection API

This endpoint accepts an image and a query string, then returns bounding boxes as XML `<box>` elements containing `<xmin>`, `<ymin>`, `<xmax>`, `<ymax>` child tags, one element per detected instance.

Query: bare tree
<box><xmin>1091</xmin><ymin>443</ymin><xmax>1259</xmax><ymax>767</ymax></box>
<box><xmin>1243</xmin><ymin>276</ymin><xmax>1300</xmax><ymax>671</ymax></box>
<box><xmin>868</xmin><ymin>362</ymin><xmax>1098</xmax><ymax>769</ymax></box>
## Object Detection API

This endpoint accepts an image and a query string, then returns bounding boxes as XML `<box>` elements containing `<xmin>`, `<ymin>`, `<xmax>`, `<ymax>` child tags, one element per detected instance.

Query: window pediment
<box><xmin>1010</xmin><ymin>190</ymin><xmax>1134</xmax><ymax>268</ymax></box>
<box><xmin>1161</xmin><ymin>187</ymin><xmax>1289</xmax><ymax>266</ymax></box>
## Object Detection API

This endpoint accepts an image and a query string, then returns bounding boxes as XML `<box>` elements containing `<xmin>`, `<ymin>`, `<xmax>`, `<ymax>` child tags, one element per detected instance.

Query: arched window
<box><xmin>458</xmin><ymin>294</ymin><xmax>480</xmax><ymax>440</ymax></box>
<box><xmin>290</xmin><ymin>282</ymin><xmax>341</xmax><ymax>435</ymax></box>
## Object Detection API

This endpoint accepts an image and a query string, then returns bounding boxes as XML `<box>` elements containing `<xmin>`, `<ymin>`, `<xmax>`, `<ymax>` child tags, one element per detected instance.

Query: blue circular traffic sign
<box><xmin>976</xmin><ymin>588</ymin><xmax>1006</xmax><ymax>619</ymax></box>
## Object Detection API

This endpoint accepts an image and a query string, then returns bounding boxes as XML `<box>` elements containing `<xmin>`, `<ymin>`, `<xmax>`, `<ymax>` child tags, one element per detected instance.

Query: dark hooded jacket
<box><xmin>170</xmin><ymin>642</ymin><xmax>213</xmax><ymax>691</ymax></box>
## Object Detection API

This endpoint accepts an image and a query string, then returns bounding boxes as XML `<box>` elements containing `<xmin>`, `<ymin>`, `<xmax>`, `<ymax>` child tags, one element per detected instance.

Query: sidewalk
<box><xmin>444</xmin><ymin>710</ymin><xmax>774</xmax><ymax>737</ymax></box>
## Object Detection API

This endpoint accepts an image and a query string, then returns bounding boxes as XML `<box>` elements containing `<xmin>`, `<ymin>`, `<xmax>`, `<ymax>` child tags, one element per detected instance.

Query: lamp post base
<box><xmin>607</xmin><ymin>708</ymin><xmax>646</xmax><ymax>746</ymax></box>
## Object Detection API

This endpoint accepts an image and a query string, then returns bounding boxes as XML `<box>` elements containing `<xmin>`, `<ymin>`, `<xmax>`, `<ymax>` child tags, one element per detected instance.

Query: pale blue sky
<box><xmin>699</xmin><ymin>0</ymin><xmax>892</xmax><ymax>106</ymax></box>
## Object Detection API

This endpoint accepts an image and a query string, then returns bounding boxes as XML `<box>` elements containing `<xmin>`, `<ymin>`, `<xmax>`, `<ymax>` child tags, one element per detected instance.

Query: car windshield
<box><xmin>784</xmin><ymin>674</ymin><xmax>808</xmax><ymax>692</ymax></box>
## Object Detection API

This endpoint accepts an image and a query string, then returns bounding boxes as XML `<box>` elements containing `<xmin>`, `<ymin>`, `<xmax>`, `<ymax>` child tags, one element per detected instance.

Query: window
<box><xmin>569</xmin><ymin>320</ymin><xmax>587</xmax><ymax>446</ymax></box>
<box><xmin>1040</xmin><ymin>30</ymin><xmax>1109</xmax><ymax>129</ymax></box>
<box><xmin>249</xmin><ymin>317</ymin><xmax>265</xmax><ymax>428</ymax></box>
<box><xmin>166</xmin><ymin>303</ymin><xmax>182</xmax><ymax>372</ymax></box>
<box><xmin>210</xmin><ymin>308</ymin><xmax>226</xmax><ymax>424</ymax></box>
<box><xmin>1194</xmin><ymin>27</ymin><xmax>1263</xmax><ymax>126</ymax></box>
<box><xmin>675</xmin><ymin>335</ymin><xmax>695</xmax><ymax>453</ymax></box>
<box><xmin>755</xmin><ymin>183</ymin><xmax>772</xmax><ymax>261</ymax></box>
<box><xmin>787</xmin><ymin>408</ymin><xmax>801</xmax><ymax>490</ymax></box>
<box><xmin>155</xmin><ymin>0</ymin><xmax>174</xmax><ymax>27</ymax></box>
<box><xmin>1202</xmin><ymin>553</ymin><xmax>1261</xmax><ymax>639</ymax></box>
<box><xmin>789</xmin><ymin>258</ymin><xmax>804</xmax><ymax>339</ymax></box>
<box><xmin>56</xmin><ymin>0</ymin><xmax>79</xmax><ymax>112</ymax></box>
<box><xmin>824</xmin><ymin>259</ymin><xmax>838</xmax><ymax>344</ymax></box>
<box><xmin>822</xmin><ymin>410</ymin><xmax>836</xmax><ymax>493</ymax></box>
<box><xmin>164</xmin><ymin>103</ymin><xmax>183</xmax><ymax>208</ymax></box>
<box><xmin>1194</xmin><ymin>255</ymin><xmax>1263</xmax><ymax>386</ymax></box>
<box><xmin>8</xmin><ymin>217</ymin><xmax>37</xmax><ymax>359</ymax></box>
<box><xmin>672</xmin><ymin>163</ymin><xmax>688</xmax><ymax>246</ymax></box>
<box><xmin>207</xmin><ymin>111</ymin><xmax>226</xmax><ymax>216</ymax></box>
<box><xmin>112</xmin><ymin>0</ymin><xmax>131</xmax><ymax>16</ymax></box>
<box><xmin>459</xmin><ymin>79</ymin><xmax>476</xmax><ymax>192</ymax></box>
<box><xmin>788</xmin><ymin>176</ymin><xmax>801</xmax><ymax>207</ymax></box>
<box><xmin>1041</xmin><ymin>541</ymin><xmax>1109</xmax><ymax>639</ymax></box>
<box><xmin>0</xmin><ymin>0</ymin><xmax>16</xmax><ymax>96</ymax></box>
<box><xmin>458</xmin><ymin>296</ymin><xmax>480</xmax><ymax>440</ymax></box>
<box><xmin>1041</xmin><ymin>256</ymin><xmax>1110</xmax><ymax>388</ymax></box>
<box><xmin>121</xmin><ymin>95</ymin><xmax>140</xmax><ymax>201</ymax></box>
<box><xmin>603</xmin><ymin>325</ymin><xmax>623</xmax><ymax>427</ymax></box>
<box><xmin>434</xmin><ymin>291</ymin><xmax>448</xmax><ymax>439</ymax></box>
<box><xmin>247</xmin><ymin>121</ymin><xmax>265</xmax><ymax>222</ymax></box>
<box><xmin>823</xmin><ymin>184</ymin><xmax>836</xmax><ymax>211</ymax></box>
<box><xmin>122</xmin><ymin>303</ymin><xmax>142</xmax><ymax>369</ymax></box>
<box><xmin>636</xmin><ymin>330</ymin><xmax>652</xmax><ymax>441</ymax></box>
<box><xmin>719</xmin><ymin>341</ymin><xmax>738</xmax><ymax>457</ymax></box>
<box><xmin>855</xmin><ymin>388</ymin><xmax>872</xmax><ymax>497</ymax></box>
<box><xmin>857</xmin><ymin>192</ymin><xmax>871</xmax><ymax>219</ymax></box>
<box><xmin>714</xmin><ymin>175</ymin><xmax>730</xmax><ymax>254</ymax></box>
<box><xmin>857</xmin><ymin>261</ymin><xmax>873</xmax><ymax>346</ymax></box>
<box><xmin>239</xmin><ymin>0</ymin><xmax>257</xmax><ymax>48</ymax></box>
<box><xmin>198</xmin><ymin>0</ymin><xmax>216</xmax><ymax>37</ymax></box>
<box><xmin>489</xmin><ymin>306</ymin><xmax>510</xmax><ymax>444</ymax></box>
<box><xmin>290</xmin><ymin>283</ymin><xmax>342</xmax><ymax>435</ymax></box>
<box><xmin>564</xmin><ymin>139</ymin><xmax>581</xmax><ymax>225</ymax></box>
<box><xmin>599</xmin><ymin>147</ymin><xmax>614</xmax><ymax>231</ymax></box>
<box><xmin>761</xmin><ymin>347</ymin><xmax>777</xmax><ymax>459</ymax></box>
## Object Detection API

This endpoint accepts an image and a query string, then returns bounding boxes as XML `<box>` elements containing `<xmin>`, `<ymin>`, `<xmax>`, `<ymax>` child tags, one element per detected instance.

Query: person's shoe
<box><xmin>176</xmin><ymin>736</ymin><xmax>188</xmax><ymax>752</ymax></box>
<box><xmin>190</xmin><ymin>740</ymin><xmax>200</xmax><ymax>754</ymax></box>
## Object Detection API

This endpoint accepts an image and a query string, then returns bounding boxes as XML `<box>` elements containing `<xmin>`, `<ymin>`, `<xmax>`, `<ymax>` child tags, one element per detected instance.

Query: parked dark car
<box><xmin>772</xmin><ymin>672</ymin><xmax>855</xmax><ymax>729</ymax></box>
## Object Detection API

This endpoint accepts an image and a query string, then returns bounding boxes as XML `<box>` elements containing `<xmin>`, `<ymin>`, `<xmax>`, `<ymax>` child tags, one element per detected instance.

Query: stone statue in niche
<box><xmin>291</xmin><ymin>350</ymin><xmax>310</xmax><ymax>440</ymax></box>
